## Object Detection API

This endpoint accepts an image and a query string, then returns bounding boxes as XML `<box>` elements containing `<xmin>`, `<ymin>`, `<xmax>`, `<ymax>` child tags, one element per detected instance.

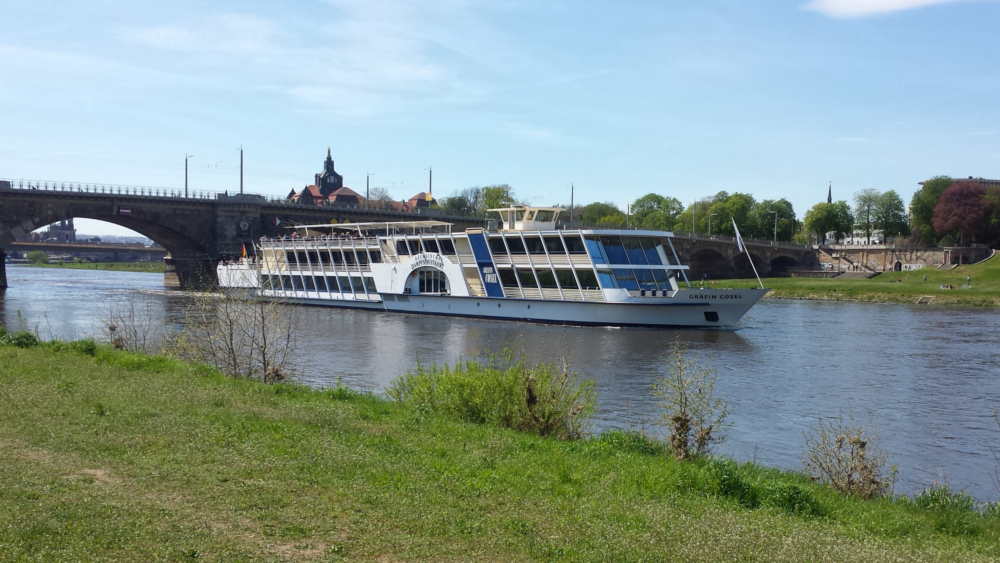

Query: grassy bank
<box><xmin>26</xmin><ymin>261</ymin><xmax>165</xmax><ymax>273</ymax></box>
<box><xmin>2</xmin><ymin>343</ymin><xmax>1000</xmax><ymax>561</ymax></box>
<box><xmin>716</xmin><ymin>253</ymin><xmax>1000</xmax><ymax>306</ymax></box>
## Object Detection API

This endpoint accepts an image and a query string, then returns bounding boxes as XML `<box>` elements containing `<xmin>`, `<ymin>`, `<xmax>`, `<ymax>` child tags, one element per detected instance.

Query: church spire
<box><xmin>827</xmin><ymin>181</ymin><xmax>832</xmax><ymax>204</ymax></box>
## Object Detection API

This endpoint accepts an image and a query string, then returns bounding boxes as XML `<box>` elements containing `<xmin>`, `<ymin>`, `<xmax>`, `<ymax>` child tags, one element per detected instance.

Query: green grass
<box><xmin>2</xmin><ymin>343</ymin><xmax>1000</xmax><ymax>561</ymax></box>
<box><xmin>714</xmin><ymin>252</ymin><xmax>1000</xmax><ymax>306</ymax></box>
<box><xmin>27</xmin><ymin>261</ymin><xmax>165</xmax><ymax>273</ymax></box>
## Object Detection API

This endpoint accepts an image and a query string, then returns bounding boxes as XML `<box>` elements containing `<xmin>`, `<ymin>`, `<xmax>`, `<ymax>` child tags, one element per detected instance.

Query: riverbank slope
<box><xmin>718</xmin><ymin>252</ymin><xmax>999</xmax><ymax>306</ymax></box>
<box><xmin>2</xmin><ymin>343</ymin><xmax>998</xmax><ymax>561</ymax></box>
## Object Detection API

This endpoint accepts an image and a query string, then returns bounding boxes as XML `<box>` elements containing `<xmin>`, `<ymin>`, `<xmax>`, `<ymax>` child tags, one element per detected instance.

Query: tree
<box><xmin>804</xmin><ymin>203</ymin><xmax>837</xmax><ymax>244</ymax></box>
<box><xmin>630</xmin><ymin>193</ymin><xmax>683</xmax><ymax>230</ymax></box>
<box><xmin>368</xmin><ymin>187</ymin><xmax>393</xmax><ymax>202</ymax></box>
<box><xmin>874</xmin><ymin>190</ymin><xmax>910</xmax><ymax>241</ymax></box>
<box><xmin>26</xmin><ymin>250</ymin><xmax>48</xmax><ymax>264</ymax></box>
<box><xmin>933</xmin><ymin>181</ymin><xmax>989</xmax><ymax>245</ymax></box>
<box><xmin>481</xmin><ymin>184</ymin><xmax>514</xmax><ymax>211</ymax></box>
<box><xmin>832</xmin><ymin>200</ymin><xmax>854</xmax><ymax>243</ymax></box>
<box><xmin>910</xmin><ymin>176</ymin><xmax>954</xmax><ymax>243</ymax></box>
<box><xmin>853</xmin><ymin>189</ymin><xmax>880</xmax><ymax>244</ymax></box>
<box><xmin>750</xmin><ymin>199</ymin><xmax>796</xmax><ymax>241</ymax></box>
<box><xmin>580</xmin><ymin>202</ymin><xmax>626</xmax><ymax>226</ymax></box>
<box><xmin>711</xmin><ymin>193</ymin><xmax>755</xmax><ymax>237</ymax></box>
<box><xmin>439</xmin><ymin>187</ymin><xmax>482</xmax><ymax>215</ymax></box>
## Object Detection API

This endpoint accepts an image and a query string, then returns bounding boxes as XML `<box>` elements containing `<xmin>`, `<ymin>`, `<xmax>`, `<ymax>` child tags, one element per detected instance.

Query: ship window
<box><xmin>523</xmin><ymin>210</ymin><xmax>535</xmax><ymax>221</ymax></box>
<box><xmin>344</xmin><ymin>250</ymin><xmax>357</xmax><ymax>265</ymax></box>
<box><xmin>622</xmin><ymin>237</ymin><xmax>648</xmax><ymax>265</ymax></box>
<box><xmin>438</xmin><ymin>239</ymin><xmax>456</xmax><ymax>255</ymax></box>
<box><xmin>260</xmin><ymin>275</ymin><xmax>274</xmax><ymax>289</ymax></box>
<box><xmin>285</xmin><ymin>251</ymin><xmax>295</xmax><ymax>263</ymax></box>
<box><xmin>408</xmin><ymin>240</ymin><xmax>422</xmax><ymax>254</ymax></box>
<box><xmin>505</xmin><ymin>236</ymin><xmax>526</xmax><ymax>254</ymax></box>
<box><xmin>327</xmin><ymin>276</ymin><xmax>340</xmax><ymax>291</ymax></box>
<box><xmin>612</xmin><ymin>268</ymin><xmax>639</xmax><ymax>290</ymax></box>
<box><xmin>555</xmin><ymin>269</ymin><xmax>578</xmax><ymax>290</ymax></box>
<box><xmin>351</xmin><ymin>276</ymin><xmax>366</xmax><ymax>292</ymax></box>
<box><xmin>563</xmin><ymin>235</ymin><xmax>587</xmax><ymax>254</ymax></box>
<box><xmin>536</xmin><ymin>269</ymin><xmax>559</xmax><ymax>289</ymax></box>
<box><xmin>304</xmin><ymin>276</ymin><xmax>317</xmax><ymax>291</ymax></box>
<box><xmin>339</xmin><ymin>276</ymin><xmax>352</xmax><ymax>293</ymax></box>
<box><xmin>536</xmin><ymin>210</ymin><xmax>555</xmax><ymax>222</ymax></box>
<box><xmin>576</xmin><ymin>269</ymin><xmax>600</xmax><ymax>290</ymax></box>
<box><xmin>365</xmin><ymin>277</ymin><xmax>377</xmax><ymax>292</ymax></box>
<box><xmin>418</xmin><ymin>269</ymin><xmax>445</xmax><ymax>293</ymax></box>
<box><xmin>523</xmin><ymin>237</ymin><xmax>546</xmax><ymax>254</ymax></box>
<box><xmin>369</xmin><ymin>250</ymin><xmax>382</xmax><ymax>263</ymax></box>
<box><xmin>600</xmin><ymin>236</ymin><xmax>630</xmax><ymax>264</ymax></box>
<box><xmin>516</xmin><ymin>269</ymin><xmax>538</xmax><ymax>288</ymax></box>
<box><xmin>639</xmin><ymin>238</ymin><xmax>663</xmax><ymax>265</ymax></box>
<box><xmin>281</xmin><ymin>275</ymin><xmax>293</xmax><ymax>290</ymax></box>
<box><xmin>489</xmin><ymin>236</ymin><xmax>508</xmax><ymax>254</ymax></box>
<box><xmin>396</xmin><ymin>240</ymin><xmax>410</xmax><ymax>255</ymax></box>
<box><xmin>292</xmin><ymin>276</ymin><xmax>304</xmax><ymax>290</ymax></box>
<box><xmin>315</xmin><ymin>276</ymin><xmax>327</xmax><ymax>291</ymax></box>
<box><xmin>357</xmin><ymin>250</ymin><xmax>369</xmax><ymax>264</ymax></box>
<box><xmin>515</xmin><ymin>210</ymin><xmax>526</xmax><ymax>221</ymax></box>
<box><xmin>584</xmin><ymin>237</ymin><xmax>608</xmax><ymax>264</ymax></box>
<box><xmin>499</xmin><ymin>268</ymin><xmax>519</xmax><ymax>288</ymax></box>
<box><xmin>596</xmin><ymin>271</ymin><xmax>617</xmax><ymax>289</ymax></box>
<box><xmin>543</xmin><ymin>236</ymin><xmax>565</xmax><ymax>254</ymax></box>
<box><xmin>633</xmin><ymin>269</ymin><xmax>657</xmax><ymax>290</ymax></box>
<box><xmin>423</xmin><ymin>239</ymin><xmax>439</xmax><ymax>253</ymax></box>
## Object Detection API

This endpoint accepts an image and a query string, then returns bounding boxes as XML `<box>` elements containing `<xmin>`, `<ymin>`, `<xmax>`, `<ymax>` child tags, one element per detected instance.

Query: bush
<box><xmin>802</xmin><ymin>411</ymin><xmax>895</xmax><ymax>499</ymax></box>
<box><xmin>26</xmin><ymin>250</ymin><xmax>48</xmax><ymax>264</ymax></box>
<box><xmin>913</xmin><ymin>484</ymin><xmax>977</xmax><ymax>512</ymax></box>
<box><xmin>69</xmin><ymin>338</ymin><xmax>98</xmax><ymax>356</ymax></box>
<box><xmin>388</xmin><ymin>349</ymin><xmax>597</xmax><ymax>440</ymax></box>
<box><xmin>1</xmin><ymin>330</ymin><xmax>40</xmax><ymax>348</ymax></box>
<box><xmin>651</xmin><ymin>342</ymin><xmax>728</xmax><ymax>460</ymax></box>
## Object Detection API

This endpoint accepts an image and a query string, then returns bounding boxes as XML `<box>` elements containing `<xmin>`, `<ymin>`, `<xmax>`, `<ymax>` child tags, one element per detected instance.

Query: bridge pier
<box><xmin>163</xmin><ymin>255</ymin><xmax>218</xmax><ymax>290</ymax></box>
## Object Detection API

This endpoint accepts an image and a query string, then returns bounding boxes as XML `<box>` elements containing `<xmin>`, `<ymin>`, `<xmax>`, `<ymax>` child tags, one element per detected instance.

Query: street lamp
<box><xmin>366</xmin><ymin>173</ymin><xmax>374</xmax><ymax>208</ymax></box>
<box><xmin>185</xmin><ymin>154</ymin><xmax>194</xmax><ymax>198</ymax></box>
<box><xmin>769</xmin><ymin>211</ymin><xmax>778</xmax><ymax>242</ymax></box>
<box><xmin>708</xmin><ymin>213</ymin><xmax>717</xmax><ymax>237</ymax></box>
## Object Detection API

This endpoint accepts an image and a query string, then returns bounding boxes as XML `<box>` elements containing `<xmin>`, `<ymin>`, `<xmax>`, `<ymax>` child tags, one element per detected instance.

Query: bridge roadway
<box><xmin>1</xmin><ymin>180</ymin><xmax>817</xmax><ymax>289</ymax></box>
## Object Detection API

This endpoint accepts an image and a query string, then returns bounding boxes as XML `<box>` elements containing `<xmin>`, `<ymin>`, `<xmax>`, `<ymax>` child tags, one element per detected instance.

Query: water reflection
<box><xmin>3</xmin><ymin>265</ymin><xmax>1000</xmax><ymax>501</ymax></box>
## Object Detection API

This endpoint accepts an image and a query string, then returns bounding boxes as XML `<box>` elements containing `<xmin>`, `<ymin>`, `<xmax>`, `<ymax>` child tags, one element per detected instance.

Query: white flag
<box><xmin>732</xmin><ymin>218</ymin><xmax>745</xmax><ymax>254</ymax></box>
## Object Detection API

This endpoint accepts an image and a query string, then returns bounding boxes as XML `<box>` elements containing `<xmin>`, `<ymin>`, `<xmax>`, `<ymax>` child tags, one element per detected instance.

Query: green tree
<box><xmin>874</xmin><ymin>190</ymin><xmax>910</xmax><ymax>241</ymax></box>
<box><xmin>481</xmin><ymin>185</ymin><xmax>514</xmax><ymax>211</ymax></box>
<box><xmin>26</xmin><ymin>250</ymin><xmax>49</xmax><ymax>264</ymax></box>
<box><xmin>750</xmin><ymin>199</ymin><xmax>796</xmax><ymax>241</ymax></box>
<box><xmin>711</xmin><ymin>193</ymin><xmax>755</xmax><ymax>237</ymax></box>
<box><xmin>910</xmin><ymin>176</ymin><xmax>954</xmax><ymax>244</ymax></box>
<box><xmin>439</xmin><ymin>187</ymin><xmax>482</xmax><ymax>215</ymax></box>
<box><xmin>581</xmin><ymin>202</ymin><xmax>626</xmax><ymax>226</ymax></box>
<box><xmin>832</xmin><ymin>200</ymin><xmax>854</xmax><ymax>243</ymax></box>
<box><xmin>804</xmin><ymin>203</ymin><xmax>837</xmax><ymax>244</ymax></box>
<box><xmin>630</xmin><ymin>193</ymin><xmax>683</xmax><ymax>231</ymax></box>
<box><xmin>853</xmin><ymin>188</ymin><xmax>880</xmax><ymax>244</ymax></box>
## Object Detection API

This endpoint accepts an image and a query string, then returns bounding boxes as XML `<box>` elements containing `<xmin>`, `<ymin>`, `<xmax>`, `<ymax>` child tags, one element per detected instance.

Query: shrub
<box><xmin>388</xmin><ymin>349</ymin><xmax>597</xmax><ymax>440</ymax></box>
<box><xmin>26</xmin><ymin>250</ymin><xmax>48</xmax><ymax>264</ymax></box>
<box><xmin>1</xmin><ymin>330</ymin><xmax>40</xmax><ymax>348</ymax></box>
<box><xmin>69</xmin><ymin>338</ymin><xmax>98</xmax><ymax>356</ymax></box>
<box><xmin>802</xmin><ymin>411</ymin><xmax>894</xmax><ymax>499</ymax></box>
<box><xmin>651</xmin><ymin>342</ymin><xmax>728</xmax><ymax>460</ymax></box>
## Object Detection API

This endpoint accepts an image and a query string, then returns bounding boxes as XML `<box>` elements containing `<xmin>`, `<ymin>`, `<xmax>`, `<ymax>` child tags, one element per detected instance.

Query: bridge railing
<box><xmin>1</xmin><ymin>178</ymin><xmax>216</xmax><ymax>199</ymax></box>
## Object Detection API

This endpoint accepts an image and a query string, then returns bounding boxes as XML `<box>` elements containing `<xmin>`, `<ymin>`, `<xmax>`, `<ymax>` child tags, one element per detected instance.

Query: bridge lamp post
<box><xmin>708</xmin><ymin>213</ymin><xmax>717</xmax><ymax>237</ymax></box>
<box><xmin>185</xmin><ymin>154</ymin><xmax>194</xmax><ymax>198</ymax></box>
<box><xmin>769</xmin><ymin>211</ymin><xmax>778</xmax><ymax>242</ymax></box>
<box><xmin>367</xmin><ymin>173</ymin><xmax>374</xmax><ymax>209</ymax></box>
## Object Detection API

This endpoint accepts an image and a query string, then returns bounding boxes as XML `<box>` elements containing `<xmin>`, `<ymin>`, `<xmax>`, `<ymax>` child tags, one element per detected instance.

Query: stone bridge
<box><xmin>669</xmin><ymin>233</ymin><xmax>818</xmax><ymax>280</ymax></box>
<box><xmin>0</xmin><ymin>181</ymin><xmax>482</xmax><ymax>289</ymax></box>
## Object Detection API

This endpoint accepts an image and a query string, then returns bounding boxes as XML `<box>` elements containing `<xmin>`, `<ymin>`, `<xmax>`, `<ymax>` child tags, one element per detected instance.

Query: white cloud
<box><xmin>806</xmin><ymin>0</ymin><xmax>988</xmax><ymax>17</ymax></box>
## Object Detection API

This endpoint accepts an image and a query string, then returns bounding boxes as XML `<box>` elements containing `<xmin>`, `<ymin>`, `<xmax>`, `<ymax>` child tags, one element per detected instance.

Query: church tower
<box><xmin>315</xmin><ymin>147</ymin><xmax>344</xmax><ymax>196</ymax></box>
<box><xmin>827</xmin><ymin>181</ymin><xmax>832</xmax><ymax>204</ymax></box>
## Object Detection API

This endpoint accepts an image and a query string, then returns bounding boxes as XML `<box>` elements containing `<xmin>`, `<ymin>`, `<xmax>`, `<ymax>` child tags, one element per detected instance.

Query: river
<box><xmin>2</xmin><ymin>265</ymin><xmax>999</xmax><ymax>501</ymax></box>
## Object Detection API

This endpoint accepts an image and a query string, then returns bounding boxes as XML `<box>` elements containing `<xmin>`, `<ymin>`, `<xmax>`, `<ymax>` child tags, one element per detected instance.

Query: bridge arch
<box><xmin>769</xmin><ymin>255</ymin><xmax>799</xmax><ymax>274</ymax></box>
<box><xmin>733</xmin><ymin>252</ymin><xmax>765</xmax><ymax>277</ymax></box>
<box><xmin>688</xmin><ymin>248</ymin><xmax>732</xmax><ymax>279</ymax></box>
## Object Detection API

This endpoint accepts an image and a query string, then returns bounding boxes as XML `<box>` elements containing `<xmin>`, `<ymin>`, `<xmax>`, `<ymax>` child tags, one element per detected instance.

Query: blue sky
<box><xmin>2</xmin><ymin>0</ymin><xmax>998</xmax><ymax>236</ymax></box>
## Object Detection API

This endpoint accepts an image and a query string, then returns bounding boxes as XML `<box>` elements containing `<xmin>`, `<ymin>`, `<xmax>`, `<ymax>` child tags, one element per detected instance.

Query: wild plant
<box><xmin>388</xmin><ymin>348</ymin><xmax>597</xmax><ymax>440</ymax></box>
<box><xmin>802</xmin><ymin>410</ymin><xmax>895</xmax><ymax>499</ymax></box>
<box><xmin>650</xmin><ymin>342</ymin><xmax>728</xmax><ymax>460</ymax></box>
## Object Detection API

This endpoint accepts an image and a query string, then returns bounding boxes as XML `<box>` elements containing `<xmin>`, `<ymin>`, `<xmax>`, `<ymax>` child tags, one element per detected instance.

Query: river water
<box><xmin>3</xmin><ymin>265</ymin><xmax>999</xmax><ymax>500</ymax></box>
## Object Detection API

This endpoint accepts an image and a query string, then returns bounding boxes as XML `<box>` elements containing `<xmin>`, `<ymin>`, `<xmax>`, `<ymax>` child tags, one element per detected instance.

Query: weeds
<box><xmin>802</xmin><ymin>411</ymin><xmax>895</xmax><ymax>499</ymax></box>
<box><xmin>651</xmin><ymin>342</ymin><xmax>728</xmax><ymax>460</ymax></box>
<box><xmin>101</xmin><ymin>298</ymin><xmax>162</xmax><ymax>353</ymax></box>
<box><xmin>1</xmin><ymin>330</ymin><xmax>40</xmax><ymax>348</ymax></box>
<box><xmin>388</xmin><ymin>348</ymin><xmax>597</xmax><ymax>440</ymax></box>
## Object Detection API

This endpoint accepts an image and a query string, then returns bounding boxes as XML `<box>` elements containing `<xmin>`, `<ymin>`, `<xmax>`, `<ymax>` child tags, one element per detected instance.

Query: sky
<box><xmin>2</xmin><ymin>0</ymin><xmax>998</xmax><ymax>237</ymax></box>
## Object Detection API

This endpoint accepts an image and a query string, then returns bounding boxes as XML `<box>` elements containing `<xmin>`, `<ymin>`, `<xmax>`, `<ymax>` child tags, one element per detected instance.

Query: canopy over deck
<box><xmin>290</xmin><ymin>220</ymin><xmax>454</xmax><ymax>236</ymax></box>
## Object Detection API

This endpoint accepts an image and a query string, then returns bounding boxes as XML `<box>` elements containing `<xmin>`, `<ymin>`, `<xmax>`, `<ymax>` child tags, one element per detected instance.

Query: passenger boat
<box><xmin>217</xmin><ymin>206</ymin><xmax>767</xmax><ymax>328</ymax></box>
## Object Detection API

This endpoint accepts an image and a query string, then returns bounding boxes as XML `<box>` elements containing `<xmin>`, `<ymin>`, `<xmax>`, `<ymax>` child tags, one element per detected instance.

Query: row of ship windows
<box><xmin>497</xmin><ymin>267</ymin><xmax>677</xmax><ymax>291</ymax></box>
<box><xmin>262</xmin><ymin>274</ymin><xmax>376</xmax><ymax>293</ymax></box>
<box><xmin>282</xmin><ymin>249</ymin><xmax>382</xmax><ymax>266</ymax></box>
